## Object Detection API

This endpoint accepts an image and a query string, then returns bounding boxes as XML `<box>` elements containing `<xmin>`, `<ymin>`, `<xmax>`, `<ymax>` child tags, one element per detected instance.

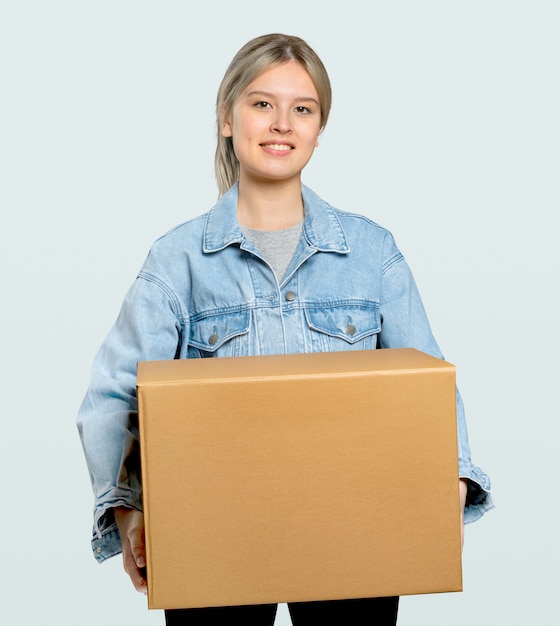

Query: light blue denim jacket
<box><xmin>77</xmin><ymin>183</ymin><xmax>494</xmax><ymax>563</ymax></box>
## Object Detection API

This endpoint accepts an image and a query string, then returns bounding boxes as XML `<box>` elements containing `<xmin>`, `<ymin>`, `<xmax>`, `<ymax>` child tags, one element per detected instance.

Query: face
<box><xmin>221</xmin><ymin>61</ymin><xmax>322</xmax><ymax>186</ymax></box>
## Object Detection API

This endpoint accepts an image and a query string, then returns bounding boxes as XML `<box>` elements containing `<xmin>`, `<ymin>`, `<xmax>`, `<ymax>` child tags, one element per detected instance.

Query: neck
<box><xmin>236</xmin><ymin>176</ymin><xmax>304</xmax><ymax>231</ymax></box>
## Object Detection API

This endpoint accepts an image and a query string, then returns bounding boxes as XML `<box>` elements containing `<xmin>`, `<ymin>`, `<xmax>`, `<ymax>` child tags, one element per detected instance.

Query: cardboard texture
<box><xmin>137</xmin><ymin>348</ymin><xmax>462</xmax><ymax>610</ymax></box>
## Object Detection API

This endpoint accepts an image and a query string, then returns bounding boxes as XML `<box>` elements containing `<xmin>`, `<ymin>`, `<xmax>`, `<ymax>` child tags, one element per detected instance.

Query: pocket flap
<box><xmin>189</xmin><ymin>310</ymin><xmax>251</xmax><ymax>352</ymax></box>
<box><xmin>305</xmin><ymin>304</ymin><xmax>380</xmax><ymax>344</ymax></box>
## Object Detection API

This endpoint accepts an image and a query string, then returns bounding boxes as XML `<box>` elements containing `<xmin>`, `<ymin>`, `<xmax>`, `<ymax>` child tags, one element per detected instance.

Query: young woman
<box><xmin>77</xmin><ymin>33</ymin><xmax>493</xmax><ymax>625</ymax></box>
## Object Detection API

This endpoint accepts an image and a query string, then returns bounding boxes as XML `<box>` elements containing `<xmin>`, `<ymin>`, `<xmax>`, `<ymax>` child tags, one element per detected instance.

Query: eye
<box><xmin>295</xmin><ymin>105</ymin><xmax>312</xmax><ymax>114</ymax></box>
<box><xmin>254</xmin><ymin>101</ymin><xmax>272</xmax><ymax>109</ymax></box>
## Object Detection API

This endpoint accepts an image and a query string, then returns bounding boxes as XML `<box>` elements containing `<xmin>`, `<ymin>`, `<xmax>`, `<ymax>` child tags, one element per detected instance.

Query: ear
<box><xmin>221</xmin><ymin>119</ymin><xmax>233</xmax><ymax>138</ymax></box>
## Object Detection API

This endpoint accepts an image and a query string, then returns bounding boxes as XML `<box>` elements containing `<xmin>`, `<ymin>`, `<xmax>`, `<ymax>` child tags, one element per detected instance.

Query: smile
<box><xmin>261</xmin><ymin>143</ymin><xmax>293</xmax><ymax>151</ymax></box>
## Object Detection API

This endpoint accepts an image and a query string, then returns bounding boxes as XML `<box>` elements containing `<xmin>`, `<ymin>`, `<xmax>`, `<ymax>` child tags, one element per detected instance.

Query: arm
<box><xmin>378</xmin><ymin>234</ymin><xmax>493</xmax><ymax>521</ymax></box>
<box><xmin>77</xmin><ymin>275</ymin><xmax>184</xmax><ymax>562</ymax></box>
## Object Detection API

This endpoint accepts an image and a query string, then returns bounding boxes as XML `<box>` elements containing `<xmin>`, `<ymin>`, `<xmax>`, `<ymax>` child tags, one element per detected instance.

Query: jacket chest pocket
<box><xmin>187</xmin><ymin>310</ymin><xmax>251</xmax><ymax>358</ymax></box>
<box><xmin>304</xmin><ymin>304</ymin><xmax>381</xmax><ymax>351</ymax></box>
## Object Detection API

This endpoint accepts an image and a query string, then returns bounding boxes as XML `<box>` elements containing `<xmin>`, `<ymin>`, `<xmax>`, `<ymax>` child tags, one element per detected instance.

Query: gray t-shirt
<box><xmin>241</xmin><ymin>220</ymin><xmax>303</xmax><ymax>282</ymax></box>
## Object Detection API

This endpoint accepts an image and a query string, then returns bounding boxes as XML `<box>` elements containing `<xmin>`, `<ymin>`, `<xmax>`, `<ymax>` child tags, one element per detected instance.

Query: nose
<box><xmin>271</xmin><ymin>107</ymin><xmax>291</xmax><ymax>133</ymax></box>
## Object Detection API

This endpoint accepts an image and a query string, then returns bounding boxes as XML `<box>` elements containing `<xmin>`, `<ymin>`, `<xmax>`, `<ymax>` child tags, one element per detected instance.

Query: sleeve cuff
<box><xmin>91</xmin><ymin>523</ymin><xmax>123</xmax><ymax>563</ymax></box>
<box><xmin>460</xmin><ymin>464</ymin><xmax>495</xmax><ymax>524</ymax></box>
<box><xmin>90</xmin><ymin>490</ymin><xmax>143</xmax><ymax>563</ymax></box>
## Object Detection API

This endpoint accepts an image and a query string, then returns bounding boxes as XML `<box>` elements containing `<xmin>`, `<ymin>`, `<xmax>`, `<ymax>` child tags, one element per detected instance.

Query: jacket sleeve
<box><xmin>77</xmin><ymin>274</ymin><xmax>184</xmax><ymax>562</ymax></box>
<box><xmin>378</xmin><ymin>232</ymin><xmax>494</xmax><ymax>523</ymax></box>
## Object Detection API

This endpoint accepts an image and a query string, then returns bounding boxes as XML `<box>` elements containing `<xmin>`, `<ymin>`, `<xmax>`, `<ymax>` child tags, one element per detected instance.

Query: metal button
<box><xmin>346</xmin><ymin>323</ymin><xmax>356</xmax><ymax>336</ymax></box>
<box><xmin>209</xmin><ymin>333</ymin><xmax>219</xmax><ymax>345</ymax></box>
<box><xmin>285</xmin><ymin>291</ymin><xmax>296</xmax><ymax>301</ymax></box>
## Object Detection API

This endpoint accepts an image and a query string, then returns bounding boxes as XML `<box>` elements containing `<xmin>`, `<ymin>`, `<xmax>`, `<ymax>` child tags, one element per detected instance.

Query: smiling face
<box><xmin>221</xmin><ymin>60</ymin><xmax>322</xmax><ymax>187</ymax></box>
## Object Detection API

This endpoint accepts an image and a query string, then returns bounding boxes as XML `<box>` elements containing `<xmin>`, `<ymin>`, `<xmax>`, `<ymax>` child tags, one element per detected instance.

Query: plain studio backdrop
<box><xmin>1</xmin><ymin>1</ymin><xmax>558</xmax><ymax>624</ymax></box>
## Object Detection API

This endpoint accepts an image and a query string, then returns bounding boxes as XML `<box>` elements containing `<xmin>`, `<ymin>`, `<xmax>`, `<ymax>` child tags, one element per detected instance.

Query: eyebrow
<box><xmin>245</xmin><ymin>90</ymin><xmax>320</xmax><ymax>106</ymax></box>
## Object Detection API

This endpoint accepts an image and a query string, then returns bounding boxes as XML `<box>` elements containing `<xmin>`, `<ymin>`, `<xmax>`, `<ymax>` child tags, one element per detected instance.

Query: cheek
<box><xmin>303</xmin><ymin>132</ymin><xmax>321</xmax><ymax>151</ymax></box>
<box><xmin>296</xmin><ymin>121</ymin><xmax>321</xmax><ymax>145</ymax></box>
<box><xmin>232</xmin><ymin>134</ymin><xmax>254</xmax><ymax>150</ymax></box>
<box><xmin>231</xmin><ymin>134</ymin><xmax>255</xmax><ymax>163</ymax></box>
<box><xmin>231</xmin><ymin>121</ymin><xmax>256</xmax><ymax>146</ymax></box>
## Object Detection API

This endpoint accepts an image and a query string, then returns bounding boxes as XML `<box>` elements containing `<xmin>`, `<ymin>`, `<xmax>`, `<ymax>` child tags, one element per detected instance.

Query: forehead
<box><xmin>243</xmin><ymin>60</ymin><xmax>318</xmax><ymax>97</ymax></box>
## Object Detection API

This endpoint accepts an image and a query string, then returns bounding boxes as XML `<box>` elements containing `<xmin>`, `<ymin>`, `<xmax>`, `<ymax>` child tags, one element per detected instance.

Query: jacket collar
<box><xmin>202</xmin><ymin>183</ymin><xmax>349</xmax><ymax>254</ymax></box>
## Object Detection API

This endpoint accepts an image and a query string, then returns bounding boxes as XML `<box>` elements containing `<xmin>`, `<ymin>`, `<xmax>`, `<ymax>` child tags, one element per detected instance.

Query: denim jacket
<box><xmin>77</xmin><ymin>183</ymin><xmax>494</xmax><ymax>563</ymax></box>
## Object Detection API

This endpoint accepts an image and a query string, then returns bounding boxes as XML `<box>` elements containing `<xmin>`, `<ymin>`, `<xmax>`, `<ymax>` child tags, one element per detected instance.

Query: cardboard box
<box><xmin>137</xmin><ymin>348</ymin><xmax>462</xmax><ymax>610</ymax></box>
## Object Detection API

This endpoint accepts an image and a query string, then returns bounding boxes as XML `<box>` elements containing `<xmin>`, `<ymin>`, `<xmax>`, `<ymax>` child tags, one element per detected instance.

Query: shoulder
<box><xmin>333</xmin><ymin>206</ymin><xmax>389</xmax><ymax>234</ymax></box>
<box><xmin>136</xmin><ymin>213</ymin><xmax>210</xmax><ymax>285</ymax></box>
<box><xmin>302</xmin><ymin>184</ymin><xmax>390</xmax><ymax>233</ymax></box>
<box><xmin>150</xmin><ymin>213</ymin><xmax>208</xmax><ymax>252</ymax></box>
<box><xmin>303</xmin><ymin>185</ymin><xmax>396</xmax><ymax>247</ymax></box>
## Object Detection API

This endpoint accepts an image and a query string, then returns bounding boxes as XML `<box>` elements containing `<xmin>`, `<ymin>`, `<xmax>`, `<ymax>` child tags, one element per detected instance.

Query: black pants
<box><xmin>165</xmin><ymin>596</ymin><xmax>399</xmax><ymax>625</ymax></box>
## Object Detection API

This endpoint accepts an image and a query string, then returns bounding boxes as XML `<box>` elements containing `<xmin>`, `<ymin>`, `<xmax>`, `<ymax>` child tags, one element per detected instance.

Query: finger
<box><xmin>130</xmin><ymin>533</ymin><xmax>146</xmax><ymax>569</ymax></box>
<box><xmin>123</xmin><ymin>548</ymin><xmax>148</xmax><ymax>594</ymax></box>
<box><xmin>131</xmin><ymin>567</ymin><xmax>148</xmax><ymax>595</ymax></box>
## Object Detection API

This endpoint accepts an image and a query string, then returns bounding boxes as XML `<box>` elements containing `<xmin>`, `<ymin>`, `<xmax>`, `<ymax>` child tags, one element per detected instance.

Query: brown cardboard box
<box><xmin>137</xmin><ymin>348</ymin><xmax>462</xmax><ymax>610</ymax></box>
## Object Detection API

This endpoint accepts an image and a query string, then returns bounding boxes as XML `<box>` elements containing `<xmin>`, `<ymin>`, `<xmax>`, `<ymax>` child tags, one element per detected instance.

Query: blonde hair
<box><xmin>215</xmin><ymin>33</ymin><xmax>332</xmax><ymax>196</ymax></box>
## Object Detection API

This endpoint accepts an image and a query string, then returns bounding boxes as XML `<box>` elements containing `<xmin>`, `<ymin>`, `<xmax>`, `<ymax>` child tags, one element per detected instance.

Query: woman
<box><xmin>77</xmin><ymin>33</ymin><xmax>493</xmax><ymax>625</ymax></box>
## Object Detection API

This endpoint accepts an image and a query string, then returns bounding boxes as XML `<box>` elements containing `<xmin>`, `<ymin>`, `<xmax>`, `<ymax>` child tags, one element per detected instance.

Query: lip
<box><xmin>260</xmin><ymin>142</ymin><xmax>294</xmax><ymax>154</ymax></box>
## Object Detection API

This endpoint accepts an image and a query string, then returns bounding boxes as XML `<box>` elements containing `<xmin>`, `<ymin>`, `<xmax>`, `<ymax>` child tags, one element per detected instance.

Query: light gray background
<box><xmin>1</xmin><ymin>1</ymin><xmax>558</xmax><ymax>624</ymax></box>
